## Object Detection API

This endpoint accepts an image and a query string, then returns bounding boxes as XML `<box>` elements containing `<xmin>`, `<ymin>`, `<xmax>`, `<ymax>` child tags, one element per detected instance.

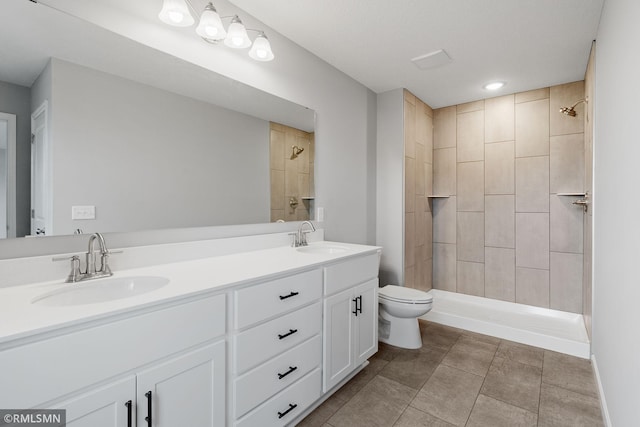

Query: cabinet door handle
<box><xmin>277</xmin><ymin>403</ymin><xmax>298</xmax><ymax>419</ymax></box>
<box><xmin>125</xmin><ymin>400</ymin><xmax>132</xmax><ymax>427</ymax></box>
<box><xmin>352</xmin><ymin>297</ymin><xmax>359</xmax><ymax>316</ymax></box>
<box><xmin>145</xmin><ymin>391</ymin><xmax>152</xmax><ymax>426</ymax></box>
<box><xmin>357</xmin><ymin>295</ymin><xmax>363</xmax><ymax>315</ymax></box>
<box><xmin>277</xmin><ymin>365</ymin><xmax>298</xmax><ymax>380</ymax></box>
<box><xmin>278</xmin><ymin>328</ymin><xmax>298</xmax><ymax>340</ymax></box>
<box><xmin>279</xmin><ymin>291</ymin><xmax>299</xmax><ymax>300</ymax></box>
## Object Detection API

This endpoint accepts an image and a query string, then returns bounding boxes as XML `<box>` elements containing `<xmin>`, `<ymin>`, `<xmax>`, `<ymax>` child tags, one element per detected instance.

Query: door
<box><xmin>136</xmin><ymin>341</ymin><xmax>225</xmax><ymax>427</ymax></box>
<box><xmin>0</xmin><ymin>112</ymin><xmax>16</xmax><ymax>238</ymax></box>
<box><xmin>31</xmin><ymin>101</ymin><xmax>50</xmax><ymax>236</ymax></box>
<box><xmin>50</xmin><ymin>376</ymin><xmax>135</xmax><ymax>427</ymax></box>
<box><xmin>322</xmin><ymin>287</ymin><xmax>355</xmax><ymax>392</ymax></box>
<box><xmin>354</xmin><ymin>279</ymin><xmax>378</xmax><ymax>366</ymax></box>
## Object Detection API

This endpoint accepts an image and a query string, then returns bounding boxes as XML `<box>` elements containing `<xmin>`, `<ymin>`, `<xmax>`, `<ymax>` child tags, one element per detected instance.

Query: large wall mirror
<box><xmin>0</xmin><ymin>0</ymin><xmax>315</xmax><ymax>240</ymax></box>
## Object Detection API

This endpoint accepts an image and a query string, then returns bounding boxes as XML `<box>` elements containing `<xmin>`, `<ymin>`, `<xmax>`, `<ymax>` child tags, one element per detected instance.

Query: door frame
<box><xmin>31</xmin><ymin>101</ymin><xmax>52</xmax><ymax>236</ymax></box>
<box><xmin>0</xmin><ymin>112</ymin><xmax>17</xmax><ymax>238</ymax></box>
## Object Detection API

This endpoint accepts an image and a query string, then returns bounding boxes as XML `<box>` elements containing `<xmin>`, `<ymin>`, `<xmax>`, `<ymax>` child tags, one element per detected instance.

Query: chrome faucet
<box><xmin>53</xmin><ymin>232</ymin><xmax>120</xmax><ymax>283</ymax></box>
<box><xmin>289</xmin><ymin>221</ymin><xmax>316</xmax><ymax>247</ymax></box>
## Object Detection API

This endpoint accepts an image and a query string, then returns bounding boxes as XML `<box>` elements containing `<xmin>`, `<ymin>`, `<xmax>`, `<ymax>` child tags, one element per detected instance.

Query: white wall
<box><xmin>49</xmin><ymin>59</ymin><xmax>270</xmax><ymax>235</ymax></box>
<box><xmin>376</xmin><ymin>89</ymin><xmax>404</xmax><ymax>286</ymax></box>
<box><xmin>592</xmin><ymin>0</ymin><xmax>640</xmax><ymax>424</ymax></box>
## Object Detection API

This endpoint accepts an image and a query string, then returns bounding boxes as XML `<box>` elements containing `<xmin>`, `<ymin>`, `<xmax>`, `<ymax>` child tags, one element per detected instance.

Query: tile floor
<box><xmin>298</xmin><ymin>320</ymin><xmax>603</xmax><ymax>427</ymax></box>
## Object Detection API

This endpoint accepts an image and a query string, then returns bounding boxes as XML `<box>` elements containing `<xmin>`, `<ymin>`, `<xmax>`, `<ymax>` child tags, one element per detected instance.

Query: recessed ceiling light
<box><xmin>483</xmin><ymin>81</ymin><xmax>505</xmax><ymax>91</ymax></box>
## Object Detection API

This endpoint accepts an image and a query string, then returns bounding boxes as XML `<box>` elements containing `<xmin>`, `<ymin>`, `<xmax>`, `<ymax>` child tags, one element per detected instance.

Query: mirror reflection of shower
<box><xmin>559</xmin><ymin>97</ymin><xmax>588</xmax><ymax>117</ymax></box>
<box><xmin>290</xmin><ymin>145</ymin><xmax>304</xmax><ymax>159</ymax></box>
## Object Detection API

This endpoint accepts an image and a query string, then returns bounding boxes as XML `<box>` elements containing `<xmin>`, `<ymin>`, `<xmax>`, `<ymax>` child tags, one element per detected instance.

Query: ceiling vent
<box><xmin>411</xmin><ymin>49</ymin><xmax>452</xmax><ymax>70</ymax></box>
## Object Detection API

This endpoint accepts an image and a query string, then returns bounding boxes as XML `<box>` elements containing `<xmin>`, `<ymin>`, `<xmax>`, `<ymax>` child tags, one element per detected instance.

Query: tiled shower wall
<box><xmin>403</xmin><ymin>90</ymin><xmax>434</xmax><ymax>291</ymax></box>
<box><xmin>270</xmin><ymin>122</ymin><xmax>315</xmax><ymax>222</ymax></box>
<box><xmin>432</xmin><ymin>82</ymin><xmax>586</xmax><ymax>313</ymax></box>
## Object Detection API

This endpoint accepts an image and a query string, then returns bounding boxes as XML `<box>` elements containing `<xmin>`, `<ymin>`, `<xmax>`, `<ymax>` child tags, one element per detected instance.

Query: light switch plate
<box><xmin>72</xmin><ymin>205</ymin><xmax>96</xmax><ymax>220</ymax></box>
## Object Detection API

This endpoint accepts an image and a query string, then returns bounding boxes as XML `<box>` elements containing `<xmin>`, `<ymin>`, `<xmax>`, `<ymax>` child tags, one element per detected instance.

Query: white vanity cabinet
<box><xmin>322</xmin><ymin>253</ymin><xmax>379</xmax><ymax>392</ymax></box>
<box><xmin>50</xmin><ymin>341</ymin><xmax>225</xmax><ymax>427</ymax></box>
<box><xmin>1</xmin><ymin>293</ymin><xmax>226</xmax><ymax>427</ymax></box>
<box><xmin>231</xmin><ymin>268</ymin><xmax>323</xmax><ymax>426</ymax></box>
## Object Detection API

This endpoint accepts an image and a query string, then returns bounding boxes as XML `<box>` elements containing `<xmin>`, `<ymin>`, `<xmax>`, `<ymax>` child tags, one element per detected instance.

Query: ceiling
<box><xmin>230</xmin><ymin>0</ymin><xmax>604</xmax><ymax>108</ymax></box>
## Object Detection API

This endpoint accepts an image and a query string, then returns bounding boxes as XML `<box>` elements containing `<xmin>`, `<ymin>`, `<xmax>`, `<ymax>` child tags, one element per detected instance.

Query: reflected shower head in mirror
<box><xmin>290</xmin><ymin>145</ymin><xmax>304</xmax><ymax>159</ymax></box>
<box><xmin>559</xmin><ymin>98</ymin><xmax>587</xmax><ymax>117</ymax></box>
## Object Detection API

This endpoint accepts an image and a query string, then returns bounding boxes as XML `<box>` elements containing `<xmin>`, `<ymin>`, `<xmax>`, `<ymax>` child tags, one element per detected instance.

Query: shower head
<box><xmin>290</xmin><ymin>145</ymin><xmax>304</xmax><ymax>159</ymax></box>
<box><xmin>559</xmin><ymin>98</ymin><xmax>587</xmax><ymax>118</ymax></box>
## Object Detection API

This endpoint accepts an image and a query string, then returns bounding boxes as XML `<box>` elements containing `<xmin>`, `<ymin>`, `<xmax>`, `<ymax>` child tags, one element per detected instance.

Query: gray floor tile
<box><xmin>495</xmin><ymin>340</ymin><xmax>544</xmax><ymax>368</ymax></box>
<box><xmin>542</xmin><ymin>350</ymin><xmax>598</xmax><ymax>398</ymax></box>
<box><xmin>328</xmin><ymin>376</ymin><xmax>417</xmax><ymax>427</ymax></box>
<box><xmin>538</xmin><ymin>383</ymin><xmax>604</xmax><ymax>427</ymax></box>
<box><xmin>410</xmin><ymin>364</ymin><xmax>483</xmax><ymax>426</ymax></box>
<box><xmin>297</xmin><ymin>394</ymin><xmax>346</xmax><ymax>427</ymax></box>
<box><xmin>420</xmin><ymin>322</ymin><xmax>462</xmax><ymax>351</ymax></box>
<box><xmin>466</xmin><ymin>394</ymin><xmax>537</xmax><ymax>427</ymax></box>
<box><xmin>379</xmin><ymin>347</ymin><xmax>446</xmax><ymax>389</ymax></box>
<box><xmin>440</xmin><ymin>337</ymin><xmax>496</xmax><ymax>376</ymax></box>
<box><xmin>331</xmin><ymin>356</ymin><xmax>388</xmax><ymax>402</ymax></box>
<box><xmin>480</xmin><ymin>357</ymin><xmax>542</xmax><ymax>412</ymax></box>
<box><xmin>302</xmin><ymin>322</ymin><xmax>604</xmax><ymax>427</ymax></box>
<box><xmin>376</xmin><ymin>342</ymin><xmax>404</xmax><ymax>361</ymax></box>
<box><xmin>392</xmin><ymin>406</ymin><xmax>455</xmax><ymax>427</ymax></box>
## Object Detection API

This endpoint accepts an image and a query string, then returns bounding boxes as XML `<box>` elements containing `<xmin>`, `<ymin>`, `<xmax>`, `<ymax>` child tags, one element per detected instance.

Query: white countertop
<box><xmin>0</xmin><ymin>241</ymin><xmax>381</xmax><ymax>345</ymax></box>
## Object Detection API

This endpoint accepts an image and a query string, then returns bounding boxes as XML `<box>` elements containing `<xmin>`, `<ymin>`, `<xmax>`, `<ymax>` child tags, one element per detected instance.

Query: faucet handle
<box><xmin>52</xmin><ymin>255</ymin><xmax>83</xmax><ymax>282</ymax></box>
<box><xmin>288</xmin><ymin>232</ymin><xmax>299</xmax><ymax>247</ymax></box>
<box><xmin>99</xmin><ymin>250</ymin><xmax>122</xmax><ymax>275</ymax></box>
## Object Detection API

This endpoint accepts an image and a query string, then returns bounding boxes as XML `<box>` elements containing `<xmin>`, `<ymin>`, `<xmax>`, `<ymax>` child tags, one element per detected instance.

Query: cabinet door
<box><xmin>354</xmin><ymin>279</ymin><xmax>379</xmax><ymax>366</ymax></box>
<box><xmin>137</xmin><ymin>340</ymin><xmax>225</xmax><ymax>427</ymax></box>
<box><xmin>322</xmin><ymin>288</ymin><xmax>355</xmax><ymax>392</ymax></box>
<box><xmin>50</xmin><ymin>376</ymin><xmax>135</xmax><ymax>427</ymax></box>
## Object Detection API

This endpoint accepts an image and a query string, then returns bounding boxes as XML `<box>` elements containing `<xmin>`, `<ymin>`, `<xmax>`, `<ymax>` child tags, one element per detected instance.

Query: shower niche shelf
<box><xmin>556</xmin><ymin>192</ymin><xmax>587</xmax><ymax>196</ymax></box>
<box><xmin>427</xmin><ymin>195</ymin><xmax>450</xmax><ymax>198</ymax></box>
<box><xmin>301</xmin><ymin>197</ymin><xmax>315</xmax><ymax>200</ymax></box>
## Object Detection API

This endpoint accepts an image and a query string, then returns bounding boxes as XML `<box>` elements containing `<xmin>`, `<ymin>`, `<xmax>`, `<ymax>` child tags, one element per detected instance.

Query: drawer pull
<box><xmin>277</xmin><ymin>365</ymin><xmax>298</xmax><ymax>379</ymax></box>
<box><xmin>277</xmin><ymin>403</ymin><xmax>298</xmax><ymax>419</ymax></box>
<box><xmin>145</xmin><ymin>391</ymin><xmax>152</xmax><ymax>426</ymax></box>
<box><xmin>125</xmin><ymin>400</ymin><xmax>132</xmax><ymax>427</ymax></box>
<box><xmin>279</xmin><ymin>291</ymin><xmax>299</xmax><ymax>300</ymax></box>
<box><xmin>278</xmin><ymin>328</ymin><xmax>298</xmax><ymax>340</ymax></box>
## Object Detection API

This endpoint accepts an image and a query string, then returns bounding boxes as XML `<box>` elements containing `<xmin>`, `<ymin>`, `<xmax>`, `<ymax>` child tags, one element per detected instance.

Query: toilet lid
<box><xmin>378</xmin><ymin>285</ymin><xmax>433</xmax><ymax>304</ymax></box>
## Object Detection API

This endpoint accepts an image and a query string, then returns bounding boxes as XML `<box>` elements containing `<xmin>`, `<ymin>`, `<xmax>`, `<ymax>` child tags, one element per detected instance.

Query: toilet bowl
<box><xmin>378</xmin><ymin>285</ymin><xmax>433</xmax><ymax>349</ymax></box>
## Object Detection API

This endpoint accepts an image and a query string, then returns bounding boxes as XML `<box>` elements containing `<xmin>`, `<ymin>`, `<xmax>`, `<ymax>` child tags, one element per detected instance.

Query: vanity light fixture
<box><xmin>483</xmin><ymin>81</ymin><xmax>505</xmax><ymax>91</ymax></box>
<box><xmin>158</xmin><ymin>0</ymin><xmax>194</xmax><ymax>27</ymax></box>
<box><xmin>158</xmin><ymin>0</ymin><xmax>275</xmax><ymax>61</ymax></box>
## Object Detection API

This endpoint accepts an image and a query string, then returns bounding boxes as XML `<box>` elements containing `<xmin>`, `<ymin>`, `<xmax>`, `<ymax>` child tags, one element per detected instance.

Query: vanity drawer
<box><xmin>324</xmin><ymin>252</ymin><xmax>380</xmax><ymax>295</ymax></box>
<box><xmin>233</xmin><ymin>302</ymin><xmax>321</xmax><ymax>374</ymax></box>
<box><xmin>234</xmin><ymin>334</ymin><xmax>322</xmax><ymax>418</ymax></box>
<box><xmin>235</xmin><ymin>368</ymin><xmax>321</xmax><ymax>427</ymax></box>
<box><xmin>0</xmin><ymin>293</ymin><xmax>226</xmax><ymax>409</ymax></box>
<box><xmin>234</xmin><ymin>268</ymin><xmax>322</xmax><ymax>329</ymax></box>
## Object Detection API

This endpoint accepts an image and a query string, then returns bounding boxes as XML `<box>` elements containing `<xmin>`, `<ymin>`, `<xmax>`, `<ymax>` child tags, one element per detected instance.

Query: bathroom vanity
<box><xmin>0</xmin><ymin>239</ymin><xmax>381</xmax><ymax>426</ymax></box>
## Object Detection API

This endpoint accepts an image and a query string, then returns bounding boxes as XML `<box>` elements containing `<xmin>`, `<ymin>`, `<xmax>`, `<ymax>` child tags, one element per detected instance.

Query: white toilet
<box><xmin>378</xmin><ymin>285</ymin><xmax>433</xmax><ymax>349</ymax></box>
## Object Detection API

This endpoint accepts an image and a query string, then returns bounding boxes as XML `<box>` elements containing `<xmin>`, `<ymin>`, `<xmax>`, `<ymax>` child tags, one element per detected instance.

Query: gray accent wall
<box><xmin>0</xmin><ymin>80</ymin><xmax>31</xmax><ymax>237</ymax></box>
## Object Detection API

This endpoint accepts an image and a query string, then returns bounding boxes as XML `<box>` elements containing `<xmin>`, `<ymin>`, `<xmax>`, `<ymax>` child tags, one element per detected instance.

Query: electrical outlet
<box><xmin>316</xmin><ymin>207</ymin><xmax>324</xmax><ymax>222</ymax></box>
<box><xmin>72</xmin><ymin>205</ymin><xmax>96</xmax><ymax>220</ymax></box>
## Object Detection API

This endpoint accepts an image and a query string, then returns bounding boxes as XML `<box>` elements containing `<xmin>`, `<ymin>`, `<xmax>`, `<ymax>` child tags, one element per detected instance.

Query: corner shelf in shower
<box><xmin>427</xmin><ymin>195</ymin><xmax>450</xmax><ymax>198</ymax></box>
<box><xmin>301</xmin><ymin>197</ymin><xmax>315</xmax><ymax>200</ymax></box>
<box><xmin>556</xmin><ymin>192</ymin><xmax>587</xmax><ymax>196</ymax></box>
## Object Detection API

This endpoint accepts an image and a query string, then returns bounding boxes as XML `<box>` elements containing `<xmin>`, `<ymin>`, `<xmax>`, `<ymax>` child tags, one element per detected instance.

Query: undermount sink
<box><xmin>32</xmin><ymin>276</ymin><xmax>170</xmax><ymax>307</ymax></box>
<box><xmin>297</xmin><ymin>244</ymin><xmax>350</xmax><ymax>255</ymax></box>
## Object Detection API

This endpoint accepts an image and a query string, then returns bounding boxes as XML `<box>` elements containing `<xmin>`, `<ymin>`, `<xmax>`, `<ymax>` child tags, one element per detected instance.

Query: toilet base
<box><xmin>378</xmin><ymin>308</ymin><xmax>423</xmax><ymax>349</ymax></box>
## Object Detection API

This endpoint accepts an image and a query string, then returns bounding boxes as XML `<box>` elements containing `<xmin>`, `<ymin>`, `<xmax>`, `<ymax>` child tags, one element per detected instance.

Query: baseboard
<box><xmin>591</xmin><ymin>354</ymin><xmax>612</xmax><ymax>427</ymax></box>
